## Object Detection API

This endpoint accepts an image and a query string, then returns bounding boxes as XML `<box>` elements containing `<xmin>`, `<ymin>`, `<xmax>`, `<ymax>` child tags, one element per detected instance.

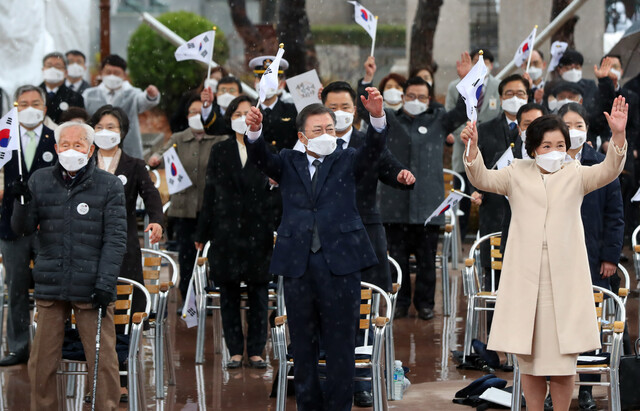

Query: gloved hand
<box><xmin>91</xmin><ymin>289</ymin><xmax>112</xmax><ymax>317</ymax></box>
<box><xmin>9</xmin><ymin>180</ymin><xmax>31</xmax><ymax>203</ymax></box>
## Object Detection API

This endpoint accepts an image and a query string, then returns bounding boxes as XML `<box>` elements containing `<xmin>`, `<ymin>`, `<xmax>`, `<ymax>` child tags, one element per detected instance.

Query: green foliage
<box><xmin>311</xmin><ymin>24</ymin><xmax>405</xmax><ymax>48</ymax></box>
<box><xmin>128</xmin><ymin>11</ymin><xmax>229</xmax><ymax>115</ymax></box>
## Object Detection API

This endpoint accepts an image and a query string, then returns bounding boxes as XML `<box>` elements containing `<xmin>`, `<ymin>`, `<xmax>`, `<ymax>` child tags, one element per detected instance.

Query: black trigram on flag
<box><xmin>187</xmin><ymin>42</ymin><xmax>195</xmax><ymax>49</ymax></box>
<box><xmin>5</xmin><ymin>117</ymin><xmax>11</xmax><ymax>126</ymax></box>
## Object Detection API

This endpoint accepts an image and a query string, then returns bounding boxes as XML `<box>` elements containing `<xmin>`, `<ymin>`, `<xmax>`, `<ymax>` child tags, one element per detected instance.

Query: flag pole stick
<box><xmin>370</xmin><ymin>16</ymin><xmax>378</xmax><ymax>57</ymax></box>
<box><xmin>525</xmin><ymin>26</ymin><xmax>538</xmax><ymax>73</ymax></box>
<box><xmin>14</xmin><ymin>103</ymin><xmax>24</xmax><ymax>205</ymax></box>
<box><xmin>450</xmin><ymin>188</ymin><xmax>474</xmax><ymax>200</ymax></box>
<box><xmin>206</xmin><ymin>26</ymin><xmax>216</xmax><ymax>84</ymax></box>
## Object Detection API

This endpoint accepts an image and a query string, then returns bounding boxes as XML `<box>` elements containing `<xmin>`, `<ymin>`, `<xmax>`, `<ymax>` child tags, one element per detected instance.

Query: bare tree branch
<box><xmin>277</xmin><ymin>0</ymin><xmax>319</xmax><ymax>76</ymax></box>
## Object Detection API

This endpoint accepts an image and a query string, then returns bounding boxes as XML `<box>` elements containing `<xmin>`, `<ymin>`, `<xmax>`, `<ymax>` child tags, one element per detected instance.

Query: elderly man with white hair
<box><xmin>11</xmin><ymin>121</ymin><xmax>127</xmax><ymax>410</ymax></box>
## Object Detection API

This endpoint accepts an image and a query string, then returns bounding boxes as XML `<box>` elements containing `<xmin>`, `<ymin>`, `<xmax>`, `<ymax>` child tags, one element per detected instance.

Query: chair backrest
<box><xmin>358</xmin><ymin>282</ymin><xmax>392</xmax><ymax>350</ymax></box>
<box><xmin>463</xmin><ymin>231</ymin><xmax>501</xmax><ymax>296</ymax></box>
<box><xmin>140</xmin><ymin>248</ymin><xmax>178</xmax><ymax>313</ymax></box>
<box><xmin>115</xmin><ymin>277</ymin><xmax>152</xmax><ymax>335</ymax></box>
<box><xmin>592</xmin><ymin>285</ymin><xmax>625</xmax><ymax>357</ymax></box>
<box><xmin>632</xmin><ymin>224</ymin><xmax>640</xmax><ymax>280</ymax></box>
<box><xmin>616</xmin><ymin>263</ymin><xmax>630</xmax><ymax>307</ymax></box>
<box><xmin>388</xmin><ymin>255</ymin><xmax>402</xmax><ymax>295</ymax></box>
<box><xmin>443</xmin><ymin>168</ymin><xmax>466</xmax><ymax>194</ymax></box>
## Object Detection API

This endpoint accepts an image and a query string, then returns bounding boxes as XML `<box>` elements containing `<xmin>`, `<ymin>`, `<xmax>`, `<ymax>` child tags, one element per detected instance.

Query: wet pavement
<box><xmin>0</xmin><ymin>243</ymin><xmax>637</xmax><ymax>410</ymax></box>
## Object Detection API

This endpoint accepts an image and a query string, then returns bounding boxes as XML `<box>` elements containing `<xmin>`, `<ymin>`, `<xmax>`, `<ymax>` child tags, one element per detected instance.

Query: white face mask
<box><xmin>102</xmin><ymin>74</ymin><xmax>124</xmax><ymax>90</ymax></box>
<box><xmin>383</xmin><ymin>88</ymin><xmax>403</xmax><ymax>105</ymax></box>
<box><xmin>19</xmin><ymin>106</ymin><xmax>44</xmax><ymax>128</ymax></box>
<box><xmin>610</xmin><ymin>68</ymin><xmax>622</xmax><ymax>82</ymax></box>
<box><xmin>528</xmin><ymin>66</ymin><xmax>543</xmax><ymax>81</ymax></box>
<box><xmin>231</xmin><ymin>116</ymin><xmax>247</xmax><ymax>135</ymax></box>
<box><xmin>403</xmin><ymin>99</ymin><xmax>428</xmax><ymax>116</ymax></box>
<box><xmin>535</xmin><ymin>150</ymin><xmax>566</xmax><ymax>173</ymax></box>
<box><xmin>547</xmin><ymin>99</ymin><xmax>558</xmax><ymax>112</ymax></box>
<box><xmin>67</xmin><ymin>63</ymin><xmax>85</xmax><ymax>78</ymax></box>
<box><xmin>561</xmin><ymin>68</ymin><xmax>582</xmax><ymax>83</ymax></box>
<box><xmin>204</xmin><ymin>78</ymin><xmax>218</xmax><ymax>92</ymax></box>
<box><xmin>43</xmin><ymin>67</ymin><xmax>65</xmax><ymax>84</ymax></box>
<box><xmin>304</xmin><ymin>133</ymin><xmax>337</xmax><ymax>156</ymax></box>
<box><xmin>569</xmin><ymin>129</ymin><xmax>587</xmax><ymax>149</ymax></box>
<box><xmin>501</xmin><ymin>96</ymin><xmax>528</xmax><ymax>115</ymax></box>
<box><xmin>188</xmin><ymin>114</ymin><xmax>204</xmax><ymax>131</ymax></box>
<box><xmin>334</xmin><ymin>110</ymin><xmax>354</xmax><ymax>131</ymax></box>
<box><xmin>58</xmin><ymin>149</ymin><xmax>89</xmax><ymax>172</ymax></box>
<box><xmin>94</xmin><ymin>130</ymin><xmax>121</xmax><ymax>150</ymax></box>
<box><xmin>216</xmin><ymin>93</ymin><xmax>235</xmax><ymax>109</ymax></box>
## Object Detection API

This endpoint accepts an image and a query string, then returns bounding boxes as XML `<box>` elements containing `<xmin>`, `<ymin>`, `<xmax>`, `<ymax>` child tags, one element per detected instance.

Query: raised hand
<box><xmin>604</xmin><ymin>95</ymin><xmax>628</xmax><ymax>136</ymax></box>
<box><xmin>146</xmin><ymin>85</ymin><xmax>160</xmax><ymax>99</ymax></box>
<box><xmin>246</xmin><ymin>106</ymin><xmax>263</xmax><ymax>132</ymax></box>
<box><xmin>396</xmin><ymin>169</ymin><xmax>415</xmax><ymax>185</ymax></box>
<box><xmin>456</xmin><ymin>52</ymin><xmax>472</xmax><ymax>79</ymax></box>
<box><xmin>364</xmin><ymin>56</ymin><xmax>377</xmax><ymax>83</ymax></box>
<box><xmin>594</xmin><ymin>57</ymin><xmax>613</xmax><ymax>79</ymax></box>
<box><xmin>460</xmin><ymin>121</ymin><xmax>479</xmax><ymax>160</ymax></box>
<box><xmin>360</xmin><ymin>87</ymin><xmax>384</xmax><ymax>118</ymax></box>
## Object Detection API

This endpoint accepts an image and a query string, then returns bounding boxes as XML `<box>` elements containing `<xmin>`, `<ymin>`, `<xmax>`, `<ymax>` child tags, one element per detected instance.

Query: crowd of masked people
<box><xmin>1</xmin><ymin>43</ymin><xmax>638</xmax><ymax>410</ymax></box>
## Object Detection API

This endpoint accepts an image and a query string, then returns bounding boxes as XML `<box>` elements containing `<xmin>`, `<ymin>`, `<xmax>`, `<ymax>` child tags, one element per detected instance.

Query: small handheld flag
<box><xmin>513</xmin><ymin>26</ymin><xmax>537</xmax><ymax>69</ymax></box>
<box><xmin>347</xmin><ymin>1</ymin><xmax>378</xmax><ymax>56</ymax></box>
<box><xmin>258</xmin><ymin>44</ymin><xmax>285</xmax><ymax>104</ymax></box>
<box><xmin>181</xmin><ymin>249</ymin><xmax>201</xmax><ymax>328</ymax></box>
<box><xmin>424</xmin><ymin>191</ymin><xmax>464</xmax><ymax>226</ymax></box>
<box><xmin>174</xmin><ymin>29</ymin><xmax>216</xmax><ymax>65</ymax></box>
<box><xmin>0</xmin><ymin>107</ymin><xmax>19</xmax><ymax>171</ymax></box>
<box><xmin>163</xmin><ymin>146</ymin><xmax>193</xmax><ymax>195</ymax></box>
<box><xmin>493</xmin><ymin>144</ymin><xmax>515</xmax><ymax>170</ymax></box>
<box><xmin>457</xmin><ymin>50</ymin><xmax>488</xmax><ymax>157</ymax></box>
<box><xmin>547</xmin><ymin>41</ymin><xmax>569</xmax><ymax>74</ymax></box>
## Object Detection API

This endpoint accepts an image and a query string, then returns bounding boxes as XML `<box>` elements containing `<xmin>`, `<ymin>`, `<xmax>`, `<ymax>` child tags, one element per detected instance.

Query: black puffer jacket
<box><xmin>12</xmin><ymin>160</ymin><xmax>127</xmax><ymax>302</ymax></box>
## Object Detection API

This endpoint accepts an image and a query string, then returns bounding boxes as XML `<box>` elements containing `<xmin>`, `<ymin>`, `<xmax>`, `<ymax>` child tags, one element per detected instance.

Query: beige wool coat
<box><xmin>464</xmin><ymin>142</ymin><xmax>627</xmax><ymax>355</ymax></box>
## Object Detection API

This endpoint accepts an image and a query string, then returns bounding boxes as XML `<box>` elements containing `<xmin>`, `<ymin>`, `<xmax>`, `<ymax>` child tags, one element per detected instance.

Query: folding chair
<box><xmin>461</xmin><ymin>232</ymin><xmax>501</xmax><ymax>363</ymax></box>
<box><xmin>386</xmin><ymin>256</ymin><xmax>402</xmax><ymax>400</ymax></box>
<box><xmin>35</xmin><ymin>278</ymin><xmax>151</xmax><ymax>411</ymax></box>
<box><xmin>140</xmin><ymin>248</ymin><xmax>178</xmax><ymax>399</ymax></box>
<box><xmin>511</xmin><ymin>286</ymin><xmax>626</xmax><ymax>411</ymax></box>
<box><xmin>194</xmin><ymin>241</ymin><xmax>279</xmax><ymax>364</ymax></box>
<box><xmin>272</xmin><ymin>281</ymin><xmax>391</xmax><ymax>411</ymax></box>
<box><xmin>444</xmin><ymin>168</ymin><xmax>466</xmax><ymax>269</ymax></box>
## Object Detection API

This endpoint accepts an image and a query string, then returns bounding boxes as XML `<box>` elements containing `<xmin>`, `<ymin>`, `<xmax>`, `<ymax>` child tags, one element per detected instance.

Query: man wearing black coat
<box><xmin>0</xmin><ymin>85</ymin><xmax>58</xmax><ymax>366</ymax></box>
<box><xmin>201</xmin><ymin>76</ymin><xmax>240</xmax><ymax>136</ymax></box>
<box><xmin>39</xmin><ymin>52</ymin><xmax>84</xmax><ymax>124</ymax></box>
<box><xmin>12</xmin><ymin>122</ymin><xmax>126</xmax><ymax>410</ymax></box>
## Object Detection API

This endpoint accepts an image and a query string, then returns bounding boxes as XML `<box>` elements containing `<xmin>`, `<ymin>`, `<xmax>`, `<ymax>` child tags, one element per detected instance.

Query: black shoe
<box><xmin>248</xmin><ymin>359</ymin><xmax>268</xmax><ymax>369</ymax></box>
<box><xmin>226</xmin><ymin>359</ymin><xmax>242</xmax><ymax>369</ymax></box>
<box><xmin>353</xmin><ymin>391</ymin><xmax>373</xmax><ymax>407</ymax></box>
<box><xmin>418</xmin><ymin>307</ymin><xmax>435</xmax><ymax>320</ymax></box>
<box><xmin>0</xmin><ymin>352</ymin><xmax>28</xmax><ymax>366</ymax></box>
<box><xmin>120</xmin><ymin>393</ymin><xmax>129</xmax><ymax>403</ymax></box>
<box><xmin>394</xmin><ymin>305</ymin><xmax>409</xmax><ymax>319</ymax></box>
<box><xmin>578</xmin><ymin>390</ymin><xmax>596</xmax><ymax>410</ymax></box>
<box><xmin>544</xmin><ymin>394</ymin><xmax>553</xmax><ymax>411</ymax></box>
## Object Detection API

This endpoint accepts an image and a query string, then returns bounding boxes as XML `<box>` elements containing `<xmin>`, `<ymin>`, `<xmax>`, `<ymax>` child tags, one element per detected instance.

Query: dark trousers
<box><xmin>0</xmin><ymin>234</ymin><xmax>37</xmax><ymax>355</ymax></box>
<box><xmin>386</xmin><ymin>223</ymin><xmax>440</xmax><ymax>310</ymax></box>
<box><xmin>353</xmin><ymin>325</ymin><xmax>373</xmax><ymax>393</ymax></box>
<box><xmin>175</xmin><ymin>217</ymin><xmax>198</xmax><ymax>300</ymax></box>
<box><xmin>219</xmin><ymin>282</ymin><xmax>268</xmax><ymax>357</ymax></box>
<box><xmin>284</xmin><ymin>251</ymin><xmax>360</xmax><ymax>411</ymax></box>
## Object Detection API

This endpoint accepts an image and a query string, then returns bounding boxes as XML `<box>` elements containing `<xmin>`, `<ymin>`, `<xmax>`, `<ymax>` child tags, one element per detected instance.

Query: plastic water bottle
<box><xmin>393</xmin><ymin>360</ymin><xmax>404</xmax><ymax>400</ymax></box>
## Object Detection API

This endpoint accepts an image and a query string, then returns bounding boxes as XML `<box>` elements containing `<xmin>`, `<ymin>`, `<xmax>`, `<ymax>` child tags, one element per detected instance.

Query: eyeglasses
<box><xmin>503</xmin><ymin>90</ymin><xmax>527</xmax><ymax>99</ymax></box>
<box><xmin>17</xmin><ymin>101</ymin><xmax>44</xmax><ymax>109</ymax></box>
<box><xmin>304</xmin><ymin>126</ymin><xmax>335</xmax><ymax>136</ymax></box>
<box><xmin>405</xmin><ymin>93</ymin><xmax>429</xmax><ymax>103</ymax></box>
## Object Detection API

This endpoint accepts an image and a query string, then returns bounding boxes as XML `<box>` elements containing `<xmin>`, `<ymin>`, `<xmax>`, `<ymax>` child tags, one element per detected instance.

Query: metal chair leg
<box><xmin>384</xmin><ymin>319</ymin><xmax>395</xmax><ymax>400</ymax></box>
<box><xmin>195</xmin><ymin>293</ymin><xmax>207</xmax><ymax>364</ymax></box>
<box><xmin>66</xmin><ymin>363</ymin><xmax>76</xmax><ymax>398</ymax></box>
<box><xmin>155</xmin><ymin>292</ymin><xmax>167</xmax><ymax>399</ymax></box>
<box><xmin>511</xmin><ymin>357</ymin><xmax>522</xmax><ymax>410</ymax></box>
<box><xmin>164</xmin><ymin>317</ymin><xmax>176</xmax><ymax>385</ymax></box>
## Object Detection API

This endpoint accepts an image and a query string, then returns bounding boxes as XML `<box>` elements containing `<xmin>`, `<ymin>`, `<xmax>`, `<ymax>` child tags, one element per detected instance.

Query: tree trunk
<box><xmin>277</xmin><ymin>0</ymin><xmax>319</xmax><ymax>77</ymax></box>
<box><xmin>228</xmin><ymin>0</ymin><xmax>273</xmax><ymax>65</ymax></box>
<box><xmin>260</xmin><ymin>0</ymin><xmax>278</xmax><ymax>25</ymax></box>
<box><xmin>409</xmin><ymin>0</ymin><xmax>443</xmax><ymax>75</ymax></box>
<box><xmin>550</xmin><ymin>0</ymin><xmax>579</xmax><ymax>47</ymax></box>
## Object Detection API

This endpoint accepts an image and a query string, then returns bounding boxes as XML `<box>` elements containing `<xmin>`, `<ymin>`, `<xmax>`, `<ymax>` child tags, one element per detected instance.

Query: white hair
<box><xmin>54</xmin><ymin>122</ymin><xmax>95</xmax><ymax>146</ymax></box>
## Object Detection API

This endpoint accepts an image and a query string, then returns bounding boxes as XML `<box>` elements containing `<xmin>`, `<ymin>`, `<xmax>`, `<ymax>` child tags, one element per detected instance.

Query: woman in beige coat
<box><xmin>461</xmin><ymin>96</ymin><xmax>628</xmax><ymax>411</ymax></box>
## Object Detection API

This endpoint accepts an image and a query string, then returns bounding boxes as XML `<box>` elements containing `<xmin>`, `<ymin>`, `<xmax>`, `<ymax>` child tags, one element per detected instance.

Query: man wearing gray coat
<box><xmin>446</xmin><ymin>49</ymin><xmax>501</xmax><ymax>237</ymax></box>
<box><xmin>83</xmin><ymin>54</ymin><xmax>160</xmax><ymax>159</ymax></box>
<box><xmin>11</xmin><ymin>122</ymin><xmax>126</xmax><ymax>410</ymax></box>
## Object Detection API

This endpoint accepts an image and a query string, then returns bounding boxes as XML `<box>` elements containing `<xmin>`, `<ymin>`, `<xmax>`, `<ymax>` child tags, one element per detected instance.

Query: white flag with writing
<box><xmin>494</xmin><ymin>147</ymin><xmax>515</xmax><ymax>170</ymax></box>
<box><xmin>0</xmin><ymin>108</ymin><xmax>19</xmax><ymax>169</ymax></box>
<box><xmin>512</xmin><ymin>26</ymin><xmax>537</xmax><ymax>68</ymax></box>
<box><xmin>548</xmin><ymin>41</ymin><xmax>569</xmax><ymax>73</ymax></box>
<box><xmin>347</xmin><ymin>1</ymin><xmax>377</xmax><ymax>40</ymax></box>
<box><xmin>163</xmin><ymin>146</ymin><xmax>193</xmax><ymax>195</ymax></box>
<box><xmin>456</xmin><ymin>55</ymin><xmax>488</xmax><ymax>123</ymax></box>
<box><xmin>259</xmin><ymin>46</ymin><xmax>285</xmax><ymax>103</ymax></box>
<box><xmin>424</xmin><ymin>191</ymin><xmax>463</xmax><ymax>226</ymax></box>
<box><xmin>174</xmin><ymin>30</ymin><xmax>215</xmax><ymax>64</ymax></box>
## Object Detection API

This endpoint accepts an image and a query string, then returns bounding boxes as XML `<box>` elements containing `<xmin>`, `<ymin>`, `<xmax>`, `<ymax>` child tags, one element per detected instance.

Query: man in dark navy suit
<box><xmin>38</xmin><ymin>52</ymin><xmax>84</xmax><ymax>125</ymax></box>
<box><xmin>246</xmin><ymin>88</ymin><xmax>395</xmax><ymax>411</ymax></box>
<box><xmin>0</xmin><ymin>85</ymin><xmax>58</xmax><ymax>366</ymax></box>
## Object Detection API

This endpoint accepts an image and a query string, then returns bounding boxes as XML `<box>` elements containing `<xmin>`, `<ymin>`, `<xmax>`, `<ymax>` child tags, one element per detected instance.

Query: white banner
<box><xmin>285</xmin><ymin>69</ymin><xmax>323</xmax><ymax>112</ymax></box>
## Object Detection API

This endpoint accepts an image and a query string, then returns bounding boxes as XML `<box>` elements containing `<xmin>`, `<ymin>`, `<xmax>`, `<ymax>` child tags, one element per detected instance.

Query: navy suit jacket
<box><xmin>245</xmin><ymin>124</ymin><xmax>387</xmax><ymax>278</ymax></box>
